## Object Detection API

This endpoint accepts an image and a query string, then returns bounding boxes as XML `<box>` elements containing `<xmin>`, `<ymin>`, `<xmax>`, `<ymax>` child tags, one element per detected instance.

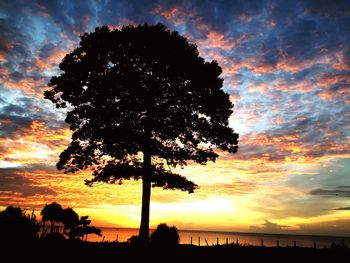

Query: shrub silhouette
<box><xmin>0</xmin><ymin>206</ymin><xmax>40</xmax><ymax>241</ymax></box>
<box><xmin>150</xmin><ymin>223</ymin><xmax>179</xmax><ymax>246</ymax></box>
<box><xmin>128</xmin><ymin>235</ymin><xmax>141</xmax><ymax>245</ymax></box>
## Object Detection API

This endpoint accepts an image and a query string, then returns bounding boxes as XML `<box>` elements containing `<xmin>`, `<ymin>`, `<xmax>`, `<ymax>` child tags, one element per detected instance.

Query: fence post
<box><xmin>198</xmin><ymin>236</ymin><xmax>200</xmax><ymax>246</ymax></box>
<box><xmin>236</xmin><ymin>238</ymin><xmax>239</xmax><ymax>246</ymax></box>
<box><xmin>261</xmin><ymin>240</ymin><xmax>264</xmax><ymax>247</ymax></box>
<box><xmin>190</xmin><ymin>236</ymin><xmax>192</xmax><ymax>245</ymax></box>
<box><xmin>226</xmin><ymin>237</ymin><xmax>228</xmax><ymax>245</ymax></box>
<box><xmin>217</xmin><ymin>237</ymin><xmax>219</xmax><ymax>246</ymax></box>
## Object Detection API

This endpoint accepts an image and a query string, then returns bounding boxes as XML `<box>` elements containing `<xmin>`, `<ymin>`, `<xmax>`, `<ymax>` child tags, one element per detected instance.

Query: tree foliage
<box><xmin>44</xmin><ymin>23</ymin><xmax>238</xmax><ymax>192</ymax></box>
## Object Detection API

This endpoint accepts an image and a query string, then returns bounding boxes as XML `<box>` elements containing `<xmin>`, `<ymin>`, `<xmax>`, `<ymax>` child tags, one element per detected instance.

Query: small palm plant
<box><xmin>41</xmin><ymin>202</ymin><xmax>63</xmax><ymax>234</ymax></box>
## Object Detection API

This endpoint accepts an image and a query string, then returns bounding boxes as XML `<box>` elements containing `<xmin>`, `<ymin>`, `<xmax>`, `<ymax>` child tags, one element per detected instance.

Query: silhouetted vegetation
<box><xmin>1</xmin><ymin>204</ymin><xmax>349</xmax><ymax>261</ymax></box>
<box><xmin>66</xmin><ymin>216</ymin><xmax>102</xmax><ymax>241</ymax></box>
<box><xmin>0</xmin><ymin>206</ymin><xmax>40</xmax><ymax>241</ymax></box>
<box><xmin>40</xmin><ymin>203</ymin><xmax>101</xmax><ymax>241</ymax></box>
<box><xmin>62</xmin><ymin>207</ymin><xmax>80</xmax><ymax>230</ymax></box>
<box><xmin>0</xmin><ymin>203</ymin><xmax>101</xmax><ymax>242</ymax></box>
<box><xmin>150</xmin><ymin>223</ymin><xmax>179</xmax><ymax>246</ymax></box>
<box><xmin>127</xmin><ymin>235</ymin><xmax>141</xmax><ymax>245</ymax></box>
<box><xmin>44</xmin><ymin>23</ymin><xmax>239</xmax><ymax>242</ymax></box>
<box><xmin>41</xmin><ymin>202</ymin><xmax>63</xmax><ymax>234</ymax></box>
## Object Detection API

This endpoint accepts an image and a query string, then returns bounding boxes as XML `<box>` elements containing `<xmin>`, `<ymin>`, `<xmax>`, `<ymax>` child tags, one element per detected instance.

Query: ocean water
<box><xmin>86</xmin><ymin>227</ymin><xmax>349</xmax><ymax>248</ymax></box>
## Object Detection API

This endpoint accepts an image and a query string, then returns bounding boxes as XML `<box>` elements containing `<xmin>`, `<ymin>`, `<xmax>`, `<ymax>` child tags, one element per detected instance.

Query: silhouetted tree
<box><xmin>150</xmin><ymin>223</ymin><xmax>179</xmax><ymax>246</ymax></box>
<box><xmin>0</xmin><ymin>206</ymin><xmax>40</xmax><ymax>241</ymax></box>
<box><xmin>44</xmin><ymin>23</ymin><xmax>239</xmax><ymax>242</ymax></box>
<box><xmin>41</xmin><ymin>202</ymin><xmax>63</xmax><ymax>234</ymax></box>
<box><xmin>62</xmin><ymin>208</ymin><xmax>80</xmax><ymax>231</ymax></box>
<box><xmin>66</xmin><ymin>216</ymin><xmax>101</xmax><ymax>241</ymax></box>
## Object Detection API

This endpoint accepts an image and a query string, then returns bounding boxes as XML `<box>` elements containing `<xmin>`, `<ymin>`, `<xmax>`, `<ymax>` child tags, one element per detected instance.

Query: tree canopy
<box><xmin>45</xmin><ymin>23</ymin><xmax>238</xmax><ymax>190</ymax></box>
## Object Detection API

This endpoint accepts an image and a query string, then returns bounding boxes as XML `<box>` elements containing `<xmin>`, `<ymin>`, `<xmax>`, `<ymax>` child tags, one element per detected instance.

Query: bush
<box><xmin>150</xmin><ymin>223</ymin><xmax>179</xmax><ymax>246</ymax></box>
<box><xmin>0</xmin><ymin>206</ymin><xmax>40</xmax><ymax>241</ymax></box>
<box><xmin>127</xmin><ymin>235</ymin><xmax>141</xmax><ymax>245</ymax></box>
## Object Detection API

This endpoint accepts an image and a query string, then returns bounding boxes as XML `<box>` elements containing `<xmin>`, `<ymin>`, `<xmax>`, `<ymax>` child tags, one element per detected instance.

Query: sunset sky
<box><xmin>1</xmin><ymin>0</ymin><xmax>350</xmax><ymax>236</ymax></box>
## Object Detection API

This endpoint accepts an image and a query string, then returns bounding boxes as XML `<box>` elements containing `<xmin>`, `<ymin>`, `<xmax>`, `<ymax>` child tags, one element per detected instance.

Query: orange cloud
<box><xmin>206</xmin><ymin>31</ymin><xmax>235</xmax><ymax>50</ymax></box>
<box><xmin>0</xmin><ymin>120</ymin><xmax>71</xmax><ymax>166</ymax></box>
<box><xmin>276</xmin><ymin>49</ymin><xmax>333</xmax><ymax>73</ymax></box>
<box><xmin>196</xmin><ymin>24</ymin><xmax>211</xmax><ymax>32</ymax></box>
<box><xmin>316</xmin><ymin>73</ymin><xmax>350</xmax><ymax>88</ymax></box>
<box><xmin>151</xmin><ymin>5</ymin><xmax>194</xmax><ymax>25</ymax></box>
<box><xmin>333</xmin><ymin>50</ymin><xmax>350</xmax><ymax>71</ymax></box>
<box><xmin>274</xmin><ymin>79</ymin><xmax>314</xmax><ymax>92</ymax></box>
<box><xmin>229</xmin><ymin>93</ymin><xmax>241</xmax><ymax>103</ymax></box>
<box><xmin>247</xmin><ymin>84</ymin><xmax>269</xmax><ymax>93</ymax></box>
<box><xmin>33</xmin><ymin>49</ymin><xmax>67</xmax><ymax>72</ymax></box>
<box><xmin>271</xmin><ymin>117</ymin><xmax>286</xmax><ymax>125</ymax></box>
<box><xmin>265</xmin><ymin>20</ymin><xmax>276</xmax><ymax>28</ymax></box>
<box><xmin>198</xmin><ymin>30</ymin><xmax>249</xmax><ymax>52</ymax></box>
<box><xmin>223</xmin><ymin>60</ymin><xmax>275</xmax><ymax>75</ymax></box>
<box><xmin>2</xmin><ymin>78</ymin><xmax>46</xmax><ymax>96</ymax></box>
<box><xmin>0</xmin><ymin>51</ymin><xmax>7</xmax><ymax>62</ymax></box>
<box><xmin>316</xmin><ymin>73</ymin><xmax>350</xmax><ymax>102</ymax></box>
<box><xmin>239</xmin><ymin>13</ymin><xmax>253</xmax><ymax>22</ymax></box>
<box><xmin>319</xmin><ymin>91</ymin><xmax>333</xmax><ymax>101</ymax></box>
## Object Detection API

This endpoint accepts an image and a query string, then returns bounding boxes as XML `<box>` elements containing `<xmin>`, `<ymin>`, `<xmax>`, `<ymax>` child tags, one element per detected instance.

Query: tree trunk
<box><xmin>139</xmin><ymin>150</ymin><xmax>152</xmax><ymax>243</ymax></box>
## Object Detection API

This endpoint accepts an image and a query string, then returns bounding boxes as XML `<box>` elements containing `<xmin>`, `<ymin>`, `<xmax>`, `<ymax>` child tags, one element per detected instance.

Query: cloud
<box><xmin>337</xmin><ymin>186</ymin><xmax>350</xmax><ymax>189</ymax></box>
<box><xmin>250</xmin><ymin>219</ymin><xmax>291</xmax><ymax>233</ymax></box>
<box><xmin>151</xmin><ymin>5</ymin><xmax>195</xmax><ymax>26</ymax></box>
<box><xmin>332</xmin><ymin>207</ymin><xmax>350</xmax><ymax>211</ymax></box>
<box><xmin>303</xmin><ymin>0</ymin><xmax>350</xmax><ymax>17</ymax></box>
<box><xmin>202</xmin><ymin>180</ymin><xmax>257</xmax><ymax>195</ymax></box>
<box><xmin>309</xmin><ymin>188</ymin><xmax>350</xmax><ymax>197</ymax></box>
<box><xmin>0</xmin><ymin>167</ymin><xmax>57</xmax><ymax>197</ymax></box>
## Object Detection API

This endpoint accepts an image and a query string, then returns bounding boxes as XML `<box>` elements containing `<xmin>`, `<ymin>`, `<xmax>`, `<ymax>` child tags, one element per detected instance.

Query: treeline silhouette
<box><xmin>1</xmin><ymin>205</ymin><xmax>349</xmax><ymax>262</ymax></box>
<box><xmin>0</xmin><ymin>203</ymin><xmax>180</xmax><ymax>245</ymax></box>
<box><xmin>0</xmin><ymin>203</ymin><xmax>101</xmax><ymax>241</ymax></box>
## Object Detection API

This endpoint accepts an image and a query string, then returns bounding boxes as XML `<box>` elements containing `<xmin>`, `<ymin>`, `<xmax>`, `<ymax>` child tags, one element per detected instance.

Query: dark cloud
<box><xmin>34</xmin><ymin>0</ymin><xmax>95</xmax><ymax>35</ymax></box>
<box><xmin>0</xmin><ymin>167</ymin><xmax>57</xmax><ymax>197</ymax></box>
<box><xmin>250</xmin><ymin>219</ymin><xmax>291</xmax><ymax>233</ymax></box>
<box><xmin>332</xmin><ymin>207</ymin><xmax>350</xmax><ymax>210</ymax></box>
<box><xmin>337</xmin><ymin>186</ymin><xmax>350</xmax><ymax>189</ymax></box>
<box><xmin>309</xmin><ymin>188</ymin><xmax>350</xmax><ymax>197</ymax></box>
<box><xmin>0</xmin><ymin>114</ymin><xmax>32</xmax><ymax>136</ymax></box>
<box><xmin>303</xmin><ymin>0</ymin><xmax>350</xmax><ymax>17</ymax></box>
<box><xmin>0</xmin><ymin>88</ymin><xmax>67</xmax><ymax>136</ymax></box>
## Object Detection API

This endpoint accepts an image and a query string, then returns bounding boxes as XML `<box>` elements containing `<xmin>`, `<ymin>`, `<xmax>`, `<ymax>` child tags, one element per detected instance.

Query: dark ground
<box><xmin>4</xmin><ymin>240</ymin><xmax>350</xmax><ymax>262</ymax></box>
